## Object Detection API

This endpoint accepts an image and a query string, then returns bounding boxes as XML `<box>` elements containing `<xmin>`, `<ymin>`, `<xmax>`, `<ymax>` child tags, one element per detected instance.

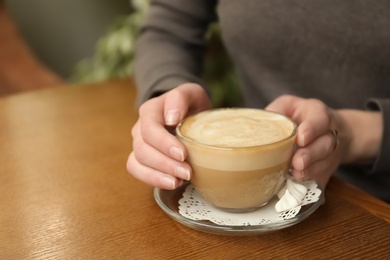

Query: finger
<box><xmin>297</xmin><ymin>112</ymin><xmax>330</xmax><ymax>147</ymax></box>
<box><xmin>292</xmin><ymin>99</ymin><xmax>331</xmax><ymax>147</ymax></box>
<box><xmin>267</xmin><ymin>96</ymin><xmax>331</xmax><ymax>146</ymax></box>
<box><xmin>292</xmin><ymin>132</ymin><xmax>336</xmax><ymax>171</ymax></box>
<box><xmin>265</xmin><ymin>95</ymin><xmax>300</xmax><ymax>116</ymax></box>
<box><xmin>127</xmin><ymin>152</ymin><xmax>183</xmax><ymax>190</ymax></box>
<box><xmin>164</xmin><ymin>90</ymin><xmax>188</xmax><ymax>126</ymax></box>
<box><xmin>131</xmin><ymin>120</ymin><xmax>141</xmax><ymax>140</ymax></box>
<box><xmin>140</xmin><ymin>84</ymin><xmax>212</xmax><ymax>161</ymax></box>
<box><xmin>131</xmin><ymin>117</ymin><xmax>190</xmax><ymax>186</ymax></box>
<box><xmin>132</xmin><ymin>136</ymin><xmax>191</xmax><ymax>181</ymax></box>
<box><xmin>139</xmin><ymin>101</ymin><xmax>187</xmax><ymax>162</ymax></box>
<box><xmin>291</xmin><ymin>156</ymin><xmax>338</xmax><ymax>189</ymax></box>
<box><xmin>164</xmin><ymin>83</ymin><xmax>212</xmax><ymax>126</ymax></box>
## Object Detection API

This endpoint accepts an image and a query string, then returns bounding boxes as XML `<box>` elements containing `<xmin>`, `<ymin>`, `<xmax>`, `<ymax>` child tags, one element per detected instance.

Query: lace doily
<box><xmin>178</xmin><ymin>181</ymin><xmax>322</xmax><ymax>226</ymax></box>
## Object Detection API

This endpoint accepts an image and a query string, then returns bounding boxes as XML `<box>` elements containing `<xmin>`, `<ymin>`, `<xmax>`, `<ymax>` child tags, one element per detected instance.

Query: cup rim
<box><xmin>176</xmin><ymin>108</ymin><xmax>297</xmax><ymax>151</ymax></box>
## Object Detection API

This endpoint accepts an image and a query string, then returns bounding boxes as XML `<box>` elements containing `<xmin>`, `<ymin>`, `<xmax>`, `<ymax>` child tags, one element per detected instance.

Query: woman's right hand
<box><xmin>126</xmin><ymin>83</ymin><xmax>212</xmax><ymax>190</ymax></box>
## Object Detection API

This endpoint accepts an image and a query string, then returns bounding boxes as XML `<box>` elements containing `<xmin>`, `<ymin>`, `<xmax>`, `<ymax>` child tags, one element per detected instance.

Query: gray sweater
<box><xmin>134</xmin><ymin>0</ymin><xmax>390</xmax><ymax>202</ymax></box>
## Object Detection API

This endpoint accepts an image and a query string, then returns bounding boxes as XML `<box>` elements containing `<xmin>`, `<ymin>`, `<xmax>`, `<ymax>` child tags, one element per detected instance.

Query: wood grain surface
<box><xmin>1</xmin><ymin>78</ymin><xmax>389</xmax><ymax>259</ymax></box>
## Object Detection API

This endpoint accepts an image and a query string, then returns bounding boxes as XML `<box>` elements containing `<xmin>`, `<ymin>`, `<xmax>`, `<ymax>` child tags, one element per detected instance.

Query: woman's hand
<box><xmin>266</xmin><ymin>95</ymin><xmax>382</xmax><ymax>189</ymax></box>
<box><xmin>266</xmin><ymin>96</ymin><xmax>374</xmax><ymax>188</ymax></box>
<box><xmin>127</xmin><ymin>83</ymin><xmax>212</xmax><ymax>190</ymax></box>
<box><xmin>266</xmin><ymin>95</ymin><xmax>341</xmax><ymax>188</ymax></box>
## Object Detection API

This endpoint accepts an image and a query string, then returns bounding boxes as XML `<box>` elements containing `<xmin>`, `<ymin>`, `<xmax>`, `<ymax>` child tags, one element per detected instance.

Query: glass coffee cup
<box><xmin>176</xmin><ymin>108</ymin><xmax>297</xmax><ymax>213</ymax></box>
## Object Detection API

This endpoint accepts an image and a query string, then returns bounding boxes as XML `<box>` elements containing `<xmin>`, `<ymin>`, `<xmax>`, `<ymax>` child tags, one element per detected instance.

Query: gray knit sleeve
<box><xmin>366</xmin><ymin>98</ymin><xmax>390</xmax><ymax>174</ymax></box>
<box><xmin>134</xmin><ymin>0</ymin><xmax>217</xmax><ymax>107</ymax></box>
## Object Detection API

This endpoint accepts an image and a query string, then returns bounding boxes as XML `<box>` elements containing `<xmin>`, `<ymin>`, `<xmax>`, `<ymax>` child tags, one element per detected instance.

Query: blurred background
<box><xmin>5</xmin><ymin>0</ymin><xmax>240</xmax><ymax>107</ymax></box>
<box><xmin>6</xmin><ymin>0</ymin><xmax>131</xmax><ymax>78</ymax></box>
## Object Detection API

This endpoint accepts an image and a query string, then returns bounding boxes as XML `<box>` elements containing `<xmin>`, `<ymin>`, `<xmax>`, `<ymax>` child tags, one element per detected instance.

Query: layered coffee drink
<box><xmin>176</xmin><ymin>108</ymin><xmax>297</xmax><ymax>212</ymax></box>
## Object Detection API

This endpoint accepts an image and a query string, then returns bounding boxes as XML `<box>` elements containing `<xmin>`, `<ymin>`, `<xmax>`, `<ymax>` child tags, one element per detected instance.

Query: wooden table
<box><xmin>1</xmin><ymin>78</ymin><xmax>389</xmax><ymax>259</ymax></box>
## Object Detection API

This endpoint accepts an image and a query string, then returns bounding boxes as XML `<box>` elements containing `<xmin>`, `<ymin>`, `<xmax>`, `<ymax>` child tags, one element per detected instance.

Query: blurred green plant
<box><xmin>71</xmin><ymin>0</ymin><xmax>242</xmax><ymax>107</ymax></box>
<box><xmin>71</xmin><ymin>0</ymin><xmax>148</xmax><ymax>83</ymax></box>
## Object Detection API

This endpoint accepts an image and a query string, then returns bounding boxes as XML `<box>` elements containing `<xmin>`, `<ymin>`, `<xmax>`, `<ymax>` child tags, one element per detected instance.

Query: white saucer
<box><xmin>154</xmin><ymin>182</ymin><xmax>324</xmax><ymax>235</ymax></box>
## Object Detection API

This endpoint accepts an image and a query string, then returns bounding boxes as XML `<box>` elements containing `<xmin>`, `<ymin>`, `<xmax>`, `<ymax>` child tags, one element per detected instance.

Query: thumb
<box><xmin>164</xmin><ymin>83</ymin><xmax>211</xmax><ymax>126</ymax></box>
<box><xmin>265</xmin><ymin>95</ymin><xmax>301</xmax><ymax>118</ymax></box>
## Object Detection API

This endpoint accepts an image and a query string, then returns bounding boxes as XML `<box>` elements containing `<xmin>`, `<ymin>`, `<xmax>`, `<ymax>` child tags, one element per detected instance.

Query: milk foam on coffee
<box><xmin>183</xmin><ymin>109</ymin><xmax>293</xmax><ymax>147</ymax></box>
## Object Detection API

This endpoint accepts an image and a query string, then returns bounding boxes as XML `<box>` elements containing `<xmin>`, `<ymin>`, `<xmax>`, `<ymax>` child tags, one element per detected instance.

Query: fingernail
<box><xmin>293</xmin><ymin>169</ymin><xmax>305</xmax><ymax>180</ymax></box>
<box><xmin>177</xmin><ymin>179</ymin><xmax>184</xmax><ymax>187</ymax></box>
<box><xmin>175</xmin><ymin>165</ymin><xmax>191</xmax><ymax>181</ymax></box>
<box><xmin>165</xmin><ymin>110</ymin><xmax>181</xmax><ymax>126</ymax></box>
<box><xmin>300</xmin><ymin>133</ymin><xmax>306</xmax><ymax>146</ymax></box>
<box><xmin>300</xmin><ymin>154</ymin><xmax>309</xmax><ymax>170</ymax></box>
<box><xmin>161</xmin><ymin>175</ymin><xmax>175</xmax><ymax>190</ymax></box>
<box><xmin>170</xmin><ymin>146</ymin><xmax>184</xmax><ymax>161</ymax></box>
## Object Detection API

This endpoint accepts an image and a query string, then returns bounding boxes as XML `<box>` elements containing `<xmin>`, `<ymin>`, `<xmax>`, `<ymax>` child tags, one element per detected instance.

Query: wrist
<box><xmin>336</xmin><ymin>109</ymin><xmax>382</xmax><ymax>165</ymax></box>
